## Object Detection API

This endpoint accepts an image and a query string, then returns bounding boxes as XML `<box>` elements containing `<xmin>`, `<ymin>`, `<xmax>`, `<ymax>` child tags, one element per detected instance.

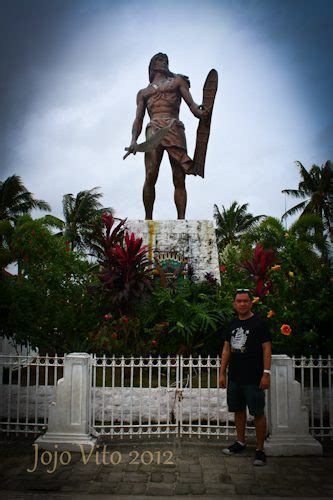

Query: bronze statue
<box><xmin>124</xmin><ymin>53</ymin><xmax>217</xmax><ymax>220</ymax></box>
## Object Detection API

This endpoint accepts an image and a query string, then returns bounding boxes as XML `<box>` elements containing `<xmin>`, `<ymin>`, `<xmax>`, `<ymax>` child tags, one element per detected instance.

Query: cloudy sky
<box><xmin>1</xmin><ymin>0</ymin><xmax>332</xmax><ymax>223</ymax></box>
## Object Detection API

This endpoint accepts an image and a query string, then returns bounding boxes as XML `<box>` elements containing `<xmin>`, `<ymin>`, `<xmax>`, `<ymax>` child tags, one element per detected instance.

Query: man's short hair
<box><xmin>234</xmin><ymin>288</ymin><xmax>253</xmax><ymax>300</ymax></box>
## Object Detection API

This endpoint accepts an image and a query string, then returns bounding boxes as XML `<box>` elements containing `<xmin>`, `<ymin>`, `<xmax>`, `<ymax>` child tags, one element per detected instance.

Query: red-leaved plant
<box><xmin>96</xmin><ymin>214</ymin><xmax>151</xmax><ymax>312</ymax></box>
<box><xmin>242</xmin><ymin>244</ymin><xmax>275</xmax><ymax>297</ymax></box>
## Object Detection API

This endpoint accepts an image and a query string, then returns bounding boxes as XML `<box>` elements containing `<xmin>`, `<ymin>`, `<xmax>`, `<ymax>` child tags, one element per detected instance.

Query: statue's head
<box><xmin>149</xmin><ymin>53</ymin><xmax>174</xmax><ymax>82</ymax></box>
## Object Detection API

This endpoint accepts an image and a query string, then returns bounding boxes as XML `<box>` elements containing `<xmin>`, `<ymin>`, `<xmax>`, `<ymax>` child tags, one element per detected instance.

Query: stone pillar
<box><xmin>265</xmin><ymin>355</ymin><xmax>322</xmax><ymax>456</ymax></box>
<box><xmin>36</xmin><ymin>353</ymin><xmax>96</xmax><ymax>451</ymax></box>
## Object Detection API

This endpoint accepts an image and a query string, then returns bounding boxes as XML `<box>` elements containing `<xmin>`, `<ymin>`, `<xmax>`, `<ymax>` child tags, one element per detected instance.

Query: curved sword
<box><xmin>123</xmin><ymin>122</ymin><xmax>173</xmax><ymax>160</ymax></box>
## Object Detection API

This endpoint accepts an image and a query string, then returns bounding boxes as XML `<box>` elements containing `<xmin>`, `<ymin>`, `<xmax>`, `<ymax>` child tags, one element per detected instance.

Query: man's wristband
<box><xmin>263</xmin><ymin>369</ymin><xmax>271</xmax><ymax>375</ymax></box>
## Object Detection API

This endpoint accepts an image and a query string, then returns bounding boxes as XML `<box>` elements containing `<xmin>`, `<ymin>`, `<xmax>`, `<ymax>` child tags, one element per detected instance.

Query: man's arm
<box><xmin>178</xmin><ymin>77</ymin><xmax>211</xmax><ymax>119</ymax></box>
<box><xmin>259</xmin><ymin>341</ymin><xmax>272</xmax><ymax>390</ymax></box>
<box><xmin>219</xmin><ymin>341</ymin><xmax>231</xmax><ymax>388</ymax></box>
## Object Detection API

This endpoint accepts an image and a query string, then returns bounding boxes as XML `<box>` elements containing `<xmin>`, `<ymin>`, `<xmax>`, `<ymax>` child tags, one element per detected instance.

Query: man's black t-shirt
<box><xmin>224</xmin><ymin>314</ymin><xmax>271</xmax><ymax>385</ymax></box>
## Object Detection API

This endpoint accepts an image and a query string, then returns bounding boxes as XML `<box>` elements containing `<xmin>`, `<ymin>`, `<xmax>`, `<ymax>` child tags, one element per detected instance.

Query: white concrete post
<box><xmin>265</xmin><ymin>354</ymin><xmax>322</xmax><ymax>456</ymax></box>
<box><xmin>36</xmin><ymin>353</ymin><xmax>96</xmax><ymax>451</ymax></box>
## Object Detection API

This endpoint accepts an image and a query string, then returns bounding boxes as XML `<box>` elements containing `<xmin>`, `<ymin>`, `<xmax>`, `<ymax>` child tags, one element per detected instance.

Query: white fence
<box><xmin>292</xmin><ymin>355</ymin><xmax>333</xmax><ymax>438</ymax></box>
<box><xmin>1</xmin><ymin>354</ymin><xmax>332</xmax><ymax>439</ymax></box>
<box><xmin>90</xmin><ymin>355</ymin><xmax>251</xmax><ymax>438</ymax></box>
<box><xmin>0</xmin><ymin>354</ymin><xmax>64</xmax><ymax>435</ymax></box>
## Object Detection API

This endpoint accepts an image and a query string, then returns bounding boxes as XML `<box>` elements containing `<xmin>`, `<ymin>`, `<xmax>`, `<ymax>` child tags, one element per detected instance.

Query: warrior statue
<box><xmin>124</xmin><ymin>53</ymin><xmax>217</xmax><ymax>220</ymax></box>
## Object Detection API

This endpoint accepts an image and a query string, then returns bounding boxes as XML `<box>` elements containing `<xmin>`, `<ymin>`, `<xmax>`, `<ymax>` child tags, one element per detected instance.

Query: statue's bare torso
<box><xmin>140</xmin><ymin>76</ymin><xmax>183</xmax><ymax>120</ymax></box>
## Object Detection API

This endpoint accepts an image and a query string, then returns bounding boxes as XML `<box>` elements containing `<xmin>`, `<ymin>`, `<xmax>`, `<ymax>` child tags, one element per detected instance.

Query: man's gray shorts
<box><xmin>227</xmin><ymin>380</ymin><xmax>265</xmax><ymax>417</ymax></box>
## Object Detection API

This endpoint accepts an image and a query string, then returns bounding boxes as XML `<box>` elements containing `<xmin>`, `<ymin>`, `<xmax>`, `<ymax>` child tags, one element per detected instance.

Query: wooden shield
<box><xmin>193</xmin><ymin>69</ymin><xmax>218</xmax><ymax>178</ymax></box>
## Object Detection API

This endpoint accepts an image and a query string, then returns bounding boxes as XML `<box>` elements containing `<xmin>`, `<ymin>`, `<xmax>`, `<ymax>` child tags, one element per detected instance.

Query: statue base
<box><xmin>125</xmin><ymin>220</ymin><xmax>220</xmax><ymax>283</ymax></box>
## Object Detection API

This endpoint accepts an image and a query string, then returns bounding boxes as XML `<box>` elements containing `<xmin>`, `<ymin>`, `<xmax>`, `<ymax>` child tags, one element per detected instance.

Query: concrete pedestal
<box><xmin>36</xmin><ymin>353</ymin><xmax>96</xmax><ymax>452</ymax></box>
<box><xmin>265</xmin><ymin>355</ymin><xmax>322</xmax><ymax>456</ymax></box>
<box><xmin>125</xmin><ymin>220</ymin><xmax>220</xmax><ymax>283</ymax></box>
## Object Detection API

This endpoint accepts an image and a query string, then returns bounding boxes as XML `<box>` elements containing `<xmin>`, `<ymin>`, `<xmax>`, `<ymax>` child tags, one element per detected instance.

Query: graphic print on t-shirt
<box><xmin>230</xmin><ymin>326</ymin><xmax>249</xmax><ymax>352</ymax></box>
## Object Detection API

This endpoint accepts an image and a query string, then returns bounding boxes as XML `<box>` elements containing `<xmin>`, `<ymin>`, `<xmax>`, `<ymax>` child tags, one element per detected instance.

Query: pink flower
<box><xmin>104</xmin><ymin>314</ymin><xmax>112</xmax><ymax>321</ymax></box>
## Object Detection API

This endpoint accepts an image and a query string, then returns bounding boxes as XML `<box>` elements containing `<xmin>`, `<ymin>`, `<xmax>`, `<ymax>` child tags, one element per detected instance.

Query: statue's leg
<box><xmin>169</xmin><ymin>156</ymin><xmax>187</xmax><ymax>220</ymax></box>
<box><xmin>143</xmin><ymin>147</ymin><xmax>164</xmax><ymax>220</ymax></box>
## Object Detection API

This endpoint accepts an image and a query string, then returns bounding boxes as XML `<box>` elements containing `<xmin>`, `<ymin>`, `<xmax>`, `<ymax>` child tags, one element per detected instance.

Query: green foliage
<box><xmin>282</xmin><ymin>160</ymin><xmax>332</xmax><ymax>240</ymax></box>
<box><xmin>214</xmin><ymin>201</ymin><xmax>265</xmax><ymax>250</ymax></box>
<box><xmin>46</xmin><ymin>187</ymin><xmax>112</xmax><ymax>252</ymax></box>
<box><xmin>220</xmin><ymin>212</ymin><xmax>333</xmax><ymax>355</ymax></box>
<box><xmin>251</xmin><ymin>263</ymin><xmax>333</xmax><ymax>355</ymax></box>
<box><xmin>1</xmin><ymin>170</ymin><xmax>331</xmax><ymax>358</ymax></box>
<box><xmin>0</xmin><ymin>175</ymin><xmax>50</xmax><ymax>221</ymax></box>
<box><xmin>0</xmin><ymin>216</ymin><xmax>101</xmax><ymax>354</ymax></box>
<box><xmin>0</xmin><ymin>219</ymin><xmax>14</xmax><ymax>270</ymax></box>
<box><xmin>136</xmin><ymin>281</ymin><xmax>234</xmax><ymax>356</ymax></box>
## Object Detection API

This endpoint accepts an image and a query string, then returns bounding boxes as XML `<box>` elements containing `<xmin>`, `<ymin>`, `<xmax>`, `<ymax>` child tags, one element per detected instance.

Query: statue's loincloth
<box><xmin>146</xmin><ymin>118</ymin><xmax>195</xmax><ymax>175</ymax></box>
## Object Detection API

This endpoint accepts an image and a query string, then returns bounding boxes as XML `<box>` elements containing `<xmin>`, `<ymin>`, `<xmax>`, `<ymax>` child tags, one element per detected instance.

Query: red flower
<box><xmin>151</xmin><ymin>339</ymin><xmax>157</xmax><ymax>347</ymax></box>
<box><xmin>281</xmin><ymin>324</ymin><xmax>292</xmax><ymax>336</ymax></box>
<box><xmin>219</xmin><ymin>265</ymin><xmax>226</xmax><ymax>272</ymax></box>
<box><xmin>121</xmin><ymin>316</ymin><xmax>129</xmax><ymax>324</ymax></box>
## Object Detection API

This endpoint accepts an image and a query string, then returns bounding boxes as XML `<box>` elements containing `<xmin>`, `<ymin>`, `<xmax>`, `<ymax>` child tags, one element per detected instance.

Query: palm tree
<box><xmin>245</xmin><ymin>214</ymin><xmax>328</xmax><ymax>265</ymax></box>
<box><xmin>0</xmin><ymin>175</ymin><xmax>50</xmax><ymax>222</ymax></box>
<box><xmin>47</xmin><ymin>187</ymin><xmax>112</xmax><ymax>251</ymax></box>
<box><xmin>213</xmin><ymin>201</ymin><xmax>265</xmax><ymax>249</ymax></box>
<box><xmin>244</xmin><ymin>216</ymin><xmax>286</xmax><ymax>251</ymax></box>
<box><xmin>282</xmin><ymin>161</ymin><xmax>332</xmax><ymax>239</ymax></box>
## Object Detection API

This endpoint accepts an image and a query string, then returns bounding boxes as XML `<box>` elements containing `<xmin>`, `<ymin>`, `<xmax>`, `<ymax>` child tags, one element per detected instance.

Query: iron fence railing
<box><xmin>0</xmin><ymin>354</ymin><xmax>331</xmax><ymax>439</ymax></box>
<box><xmin>0</xmin><ymin>354</ymin><xmax>64</xmax><ymax>435</ymax></box>
<box><xmin>292</xmin><ymin>355</ymin><xmax>332</xmax><ymax>438</ymax></box>
<box><xmin>89</xmin><ymin>355</ymin><xmax>254</xmax><ymax>438</ymax></box>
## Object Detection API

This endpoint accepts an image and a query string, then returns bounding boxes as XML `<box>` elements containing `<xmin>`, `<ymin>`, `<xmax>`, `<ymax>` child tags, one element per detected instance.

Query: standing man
<box><xmin>219</xmin><ymin>289</ymin><xmax>272</xmax><ymax>466</ymax></box>
<box><xmin>125</xmin><ymin>53</ymin><xmax>211</xmax><ymax>220</ymax></box>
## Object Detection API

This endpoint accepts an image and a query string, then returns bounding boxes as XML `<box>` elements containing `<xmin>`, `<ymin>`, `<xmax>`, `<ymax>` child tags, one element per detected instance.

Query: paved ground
<box><xmin>0</xmin><ymin>436</ymin><xmax>333</xmax><ymax>499</ymax></box>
